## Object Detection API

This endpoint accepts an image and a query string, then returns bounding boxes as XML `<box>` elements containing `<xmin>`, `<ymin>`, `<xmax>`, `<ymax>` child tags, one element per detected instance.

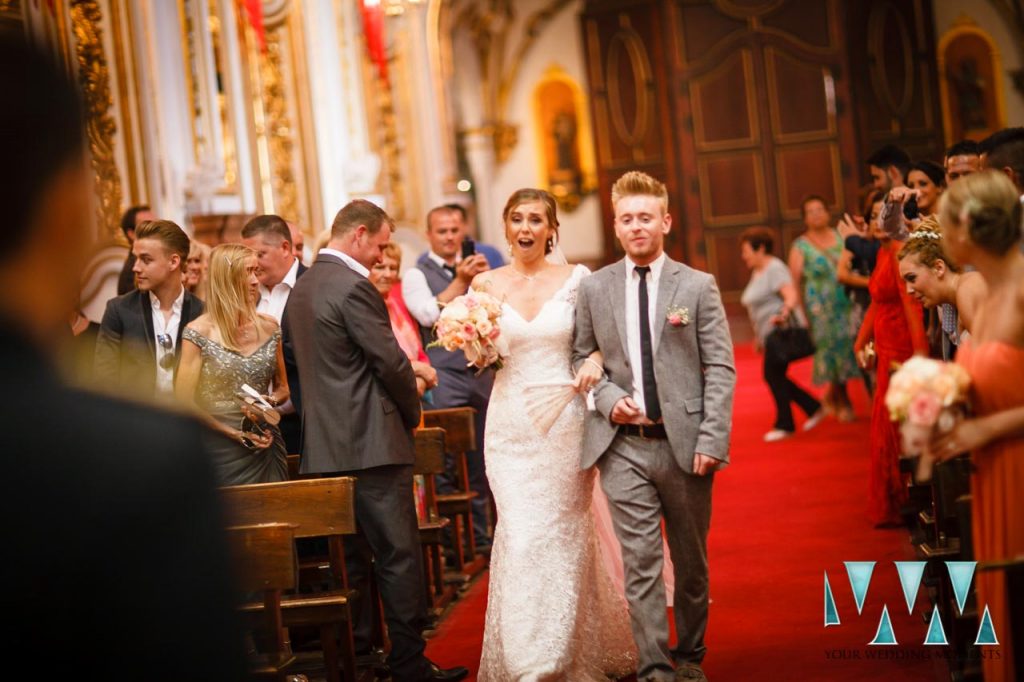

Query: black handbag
<box><xmin>765</xmin><ymin>317</ymin><xmax>816</xmax><ymax>365</ymax></box>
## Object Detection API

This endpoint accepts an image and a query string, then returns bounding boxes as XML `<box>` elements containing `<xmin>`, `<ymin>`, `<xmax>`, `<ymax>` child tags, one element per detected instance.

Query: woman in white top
<box><xmin>741</xmin><ymin>227</ymin><xmax>824</xmax><ymax>442</ymax></box>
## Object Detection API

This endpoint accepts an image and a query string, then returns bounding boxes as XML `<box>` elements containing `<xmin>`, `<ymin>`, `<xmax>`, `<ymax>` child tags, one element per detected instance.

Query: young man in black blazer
<box><xmin>95</xmin><ymin>219</ymin><xmax>203</xmax><ymax>397</ymax></box>
<box><xmin>0</xmin><ymin>36</ymin><xmax>244</xmax><ymax>679</ymax></box>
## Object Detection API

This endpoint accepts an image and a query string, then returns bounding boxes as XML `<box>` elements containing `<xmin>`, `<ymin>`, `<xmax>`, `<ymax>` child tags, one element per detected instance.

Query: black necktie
<box><xmin>443</xmin><ymin>264</ymin><xmax>456</xmax><ymax>279</ymax></box>
<box><xmin>634</xmin><ymin>266</ymin><xmax>661</xmax><ymax>422</ymax></box>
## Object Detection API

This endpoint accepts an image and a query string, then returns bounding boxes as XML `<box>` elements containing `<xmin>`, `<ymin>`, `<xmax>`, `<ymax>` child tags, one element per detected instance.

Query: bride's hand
<box><xmin>573</xmin><ymin>357</ymin><xmax>603</xmax><ymax>393</ymax></box>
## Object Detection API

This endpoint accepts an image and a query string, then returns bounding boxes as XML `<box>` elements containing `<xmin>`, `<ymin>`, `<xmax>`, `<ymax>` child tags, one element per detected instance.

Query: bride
<box><xmin>472</xmin><ymin>189</ymin><xmax>636</xmax><ymax>680</ymax></box>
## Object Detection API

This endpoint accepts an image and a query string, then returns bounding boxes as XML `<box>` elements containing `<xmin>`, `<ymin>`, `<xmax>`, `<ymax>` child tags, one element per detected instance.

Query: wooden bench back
<box><xmin>423</xmin><ymin>408</ymin><xmax>475</xmax><ymax>454</ymax></box>
<box><xmin>222</xmin><ymin>477</ymin><xmax>357</xmax><ymax>538</ymax></box>
<box><xmin>414</xmin><ymin>428</ymin><xmax>446</xmax><ymax>475</ymax></box>
<box><xmin>226</xmin><ymin>523</ymin><xmax>298</xmax><ymax>594</ymax></box>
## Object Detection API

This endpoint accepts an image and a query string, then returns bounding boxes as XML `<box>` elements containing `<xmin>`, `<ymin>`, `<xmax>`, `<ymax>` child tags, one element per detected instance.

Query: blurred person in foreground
<box><xmin>0</xmin><ymin>36</ymin><xmax>244</xmax><ymax>679</ymax></box>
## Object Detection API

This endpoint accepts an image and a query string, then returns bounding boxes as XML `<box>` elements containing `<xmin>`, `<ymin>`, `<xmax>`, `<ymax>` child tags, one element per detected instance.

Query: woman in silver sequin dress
<box><xmin>176</xmin><ymin>243</ymin><xmax>288</xmax><ymax>485</ymax></box>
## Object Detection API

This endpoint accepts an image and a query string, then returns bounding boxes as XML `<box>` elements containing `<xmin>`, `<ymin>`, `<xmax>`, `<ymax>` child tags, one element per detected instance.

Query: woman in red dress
<box><xmin>932</xmin><ymin>170</ymin><xmax>1024</xmax><ymax>682</ymax></box>
<box><xmin>854</xmin><ymin>194</ymin><xmax>929</xmax><ymax>527</ymax></box>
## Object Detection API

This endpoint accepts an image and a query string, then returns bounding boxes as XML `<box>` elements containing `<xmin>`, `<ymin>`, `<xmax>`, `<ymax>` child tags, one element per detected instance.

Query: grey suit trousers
<box><xmin>598</xmin><ymin>433</ymin><xmax>713</xmax><ymax>681</ymax></box>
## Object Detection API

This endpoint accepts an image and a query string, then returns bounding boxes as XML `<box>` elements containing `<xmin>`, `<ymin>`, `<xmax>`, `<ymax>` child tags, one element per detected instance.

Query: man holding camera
<box><xmin>403</xmin><ymin>205</ymin><xmax>494</xmax><ymax>552</ymax></box>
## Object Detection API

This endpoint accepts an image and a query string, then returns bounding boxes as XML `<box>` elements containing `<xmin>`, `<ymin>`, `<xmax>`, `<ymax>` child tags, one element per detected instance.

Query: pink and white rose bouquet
<box><xmin>430</xmin><ymin>290</ymin><xmax>508</xmax><ymax>371</ymax></box>
<box><xmin>884</xmin><ymin>356</ymin><xmax>971</xmax><ymax>480</ymax></box>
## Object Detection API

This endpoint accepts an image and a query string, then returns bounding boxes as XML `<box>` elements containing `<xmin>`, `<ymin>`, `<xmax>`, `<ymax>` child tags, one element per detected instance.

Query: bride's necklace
<box><xmin>511</xmin><ymin>265</ymin><xmax>545</xmax><ymax>282</ymax></box>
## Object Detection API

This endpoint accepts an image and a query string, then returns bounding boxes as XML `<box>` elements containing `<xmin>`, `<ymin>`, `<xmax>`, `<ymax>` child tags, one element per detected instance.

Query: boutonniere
<box><xmin>666</xmin><ymin>306</ymin><xmax>690</xmax><ymax>327</ymax></box>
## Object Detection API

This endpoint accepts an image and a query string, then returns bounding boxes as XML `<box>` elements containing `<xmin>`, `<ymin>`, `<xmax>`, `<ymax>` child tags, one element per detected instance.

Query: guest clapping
<box><xmin>740</xmin><ymin>227</ymin><xmax>823</xmax><ymax>442</ymax></box>
<box><xmin>176</xmin><ymin>244</ymin><xmax>288</xmax><ymax>485</ymax></box>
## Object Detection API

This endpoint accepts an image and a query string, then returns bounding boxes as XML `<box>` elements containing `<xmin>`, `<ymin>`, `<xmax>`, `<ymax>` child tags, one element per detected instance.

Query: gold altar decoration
<box><xmin>532</xmin><ymin>65</ymin><xmax>597</xmax><ymax>212</ymax></box>
<box><xmin>452</xmin><ymin>0</ymin><xmax>573</xmax><ymax>164</ymax></box>
<box><xmin>70</xmin><ymin>0</ymin><xmax>123</xmax><ymax>240</ymax></box>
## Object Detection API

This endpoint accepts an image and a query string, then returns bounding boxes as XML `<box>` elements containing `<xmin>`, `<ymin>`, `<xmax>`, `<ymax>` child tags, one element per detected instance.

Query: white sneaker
<box><xmin>802</xmin><ymin>409</ymin><xmax>826</xmax><ymax>432</ymax></box>
<box><xmin>763</xmin><ymin>429</ymin><xmax>792</xmax><ymax>442</ymax></box>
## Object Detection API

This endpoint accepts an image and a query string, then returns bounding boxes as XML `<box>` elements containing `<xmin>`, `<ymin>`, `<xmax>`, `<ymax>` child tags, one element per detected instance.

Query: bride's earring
<box><xmin>507</xmin><ymin>241</ymin><xmax>513</xmax><ymax>256</ymax></box>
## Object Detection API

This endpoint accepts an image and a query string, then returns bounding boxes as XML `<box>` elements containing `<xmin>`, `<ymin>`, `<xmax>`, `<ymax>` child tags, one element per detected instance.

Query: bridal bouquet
<box><xmin>884</xmin><ymin>356</ymin><xmax>971</xmax><ymax>481</ymax></box>
<box><xmin>431</xmin><ymin>290</ymin><xmax>508</xmax><ymax>371</ymax></box>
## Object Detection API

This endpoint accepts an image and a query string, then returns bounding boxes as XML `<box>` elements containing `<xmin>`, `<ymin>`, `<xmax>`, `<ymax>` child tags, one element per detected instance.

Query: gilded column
<box><xmin>70</xmin><ymin>0</ymin><xmax>123</xmax><ymax>239</ymax></box>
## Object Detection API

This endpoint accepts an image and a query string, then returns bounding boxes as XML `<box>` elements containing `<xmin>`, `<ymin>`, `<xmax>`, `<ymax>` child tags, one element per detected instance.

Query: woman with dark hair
<box><xmin>789</xmin><ymin>195</ymin><xmax>859</xmax><ymax>422</ymax></box>
<box><xmin>931</xmin><ymin>170</ymin><xmax>1024</xmax><ymax>682</ymax></box>
<box><xmin>906</xmin><ymin>160</ymin><xmax>946</xmax><ymax>218</ymax></box>
<box><xmin>176</xmin><ymin>243</ymin><xmax>288</xmax><ymax>485</ymax></box>
<box><xmin>741</xmin><ymin>227</ymin><xmax>823</xmax><ymax>441</ymax></box>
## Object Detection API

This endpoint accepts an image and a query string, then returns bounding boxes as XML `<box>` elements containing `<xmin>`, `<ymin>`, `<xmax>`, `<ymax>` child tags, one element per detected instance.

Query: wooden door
<box><xmin>666</xmin><ymin>0</ymin><xmax>860</xmax><ymax>303</ymax></box>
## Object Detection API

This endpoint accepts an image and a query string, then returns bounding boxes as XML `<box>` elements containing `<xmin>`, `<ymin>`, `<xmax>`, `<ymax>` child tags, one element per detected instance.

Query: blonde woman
<box><xmin>176</xmin><ymin>243</ymin><xmax>288</xmax><ymax>485</ymax></box>
<box><xmin>184</xmin><ymin>240</ymin><xmax>210</xmax><ymax>301</ymax></box>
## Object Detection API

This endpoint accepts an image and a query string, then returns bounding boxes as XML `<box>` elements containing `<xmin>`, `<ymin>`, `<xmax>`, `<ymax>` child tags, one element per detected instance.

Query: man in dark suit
<box><xmin>116</xmin><ymin>204</ymin><xmax>154</xmax><ymax>295</ymax></box>
<box><xmin>95</xmin><ymin>220</ymin><xmax>203</xmax><ymax>397</ymax></box>
<box><xmin>242</xmin><ymin>214</ymin><xmax>306</xmax><ymax>453</ymax></box>
<box><xmin>284</xmin><ymin>200</ymin><xmax>465</xmax><ymax>682</ymax></box>
<box><xmin>0</xmin><ymin>36</ymin><xmax>244</xmax><ymax>679</ymax></box>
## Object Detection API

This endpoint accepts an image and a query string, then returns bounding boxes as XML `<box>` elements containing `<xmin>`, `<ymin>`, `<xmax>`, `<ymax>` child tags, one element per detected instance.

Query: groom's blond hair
<box><xmin>611</xmin><ymin>171</ymin><xmax>669</xmax><ymax>214</ymax></box>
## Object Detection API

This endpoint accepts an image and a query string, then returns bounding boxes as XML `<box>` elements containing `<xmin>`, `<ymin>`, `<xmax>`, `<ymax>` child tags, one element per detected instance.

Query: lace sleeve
<box><xmin>565</xmin><ymin>264</ymin><xmax>591</xmax><ymax>307</ymax></box>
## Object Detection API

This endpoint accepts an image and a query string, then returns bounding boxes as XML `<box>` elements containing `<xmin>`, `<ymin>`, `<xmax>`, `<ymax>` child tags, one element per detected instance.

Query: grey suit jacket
<box><xmin>284</xmin><ymin>254</ymin><xmax>421</xmax><ymax>474</ymax></box>
<box><xmin>573</xmin><ymin>257</ymin><xmax>736</xmax><ymax>473</ymax></box>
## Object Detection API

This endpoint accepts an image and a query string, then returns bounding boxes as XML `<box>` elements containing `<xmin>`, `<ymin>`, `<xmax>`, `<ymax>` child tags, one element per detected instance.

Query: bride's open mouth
<box><xmin>517</xmin><ymin>238</ymin><xmax>535</xmax><ymax>249</ymax></box>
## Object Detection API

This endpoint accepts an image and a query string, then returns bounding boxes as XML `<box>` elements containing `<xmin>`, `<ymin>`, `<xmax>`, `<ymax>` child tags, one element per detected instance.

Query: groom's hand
<box><xmin>610</xmin><ymin>397</ymin><xmax>653</xmax><ymax>425</ymax></box>
<box><xmin>693</xmin><ymin>453</ymin><xmax>720</xmax><ymax>476</ymax></box>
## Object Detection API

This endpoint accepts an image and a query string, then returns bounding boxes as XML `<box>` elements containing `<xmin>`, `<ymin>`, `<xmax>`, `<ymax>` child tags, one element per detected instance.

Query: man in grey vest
<box><xmin>403</xmin><ymin>205</ymin><xmax>494</xmax><ymax>550</ymax></box>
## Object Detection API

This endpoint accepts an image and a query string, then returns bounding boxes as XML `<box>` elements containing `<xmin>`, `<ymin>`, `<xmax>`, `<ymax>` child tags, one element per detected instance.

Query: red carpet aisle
<box><xmin>426</xmin><ymin>344</ymin><xmax>944</xmax><ymax>681</ymax></box>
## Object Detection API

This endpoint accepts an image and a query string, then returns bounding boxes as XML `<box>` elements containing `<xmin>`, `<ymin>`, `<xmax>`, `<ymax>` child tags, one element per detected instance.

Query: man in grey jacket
<box><xmin>573</xmin><ymin>171</ymin><xmax>736</xmax><ymax>682</ymax></box>
<box><xmin>283</xmin><ymin>199</ymin><xmax>464</xmax><ymax>682</ymax></box>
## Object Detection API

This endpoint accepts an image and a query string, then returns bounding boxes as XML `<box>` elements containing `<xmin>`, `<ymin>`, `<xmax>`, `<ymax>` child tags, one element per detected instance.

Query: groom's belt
<box><xmin>619</xmin><ymin>423</ymin><xmax>668</xmax><ymax>439</ymax></box>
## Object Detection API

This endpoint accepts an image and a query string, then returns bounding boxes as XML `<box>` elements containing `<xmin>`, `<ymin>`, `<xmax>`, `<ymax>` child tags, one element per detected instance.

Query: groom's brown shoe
<box><xmin>675</xmin><ymin>663</ymin><xmax>708</xmax><ymax>681</ymax></box>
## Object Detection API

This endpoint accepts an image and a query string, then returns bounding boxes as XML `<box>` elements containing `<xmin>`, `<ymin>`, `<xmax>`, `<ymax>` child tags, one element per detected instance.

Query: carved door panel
<box><xmin>845</xmin><ymin>0</ymin><xmax>945</xmax><ymax>169</ymax></box>
<box><xmin>581</xmin><ymin>0</ymin><xmax>685</xmax><ymax>264</ymax></box>
<box><xmin>668</xmin><ymin>0</ymin><xmax>859</xmax><ymax>302</ymax></box>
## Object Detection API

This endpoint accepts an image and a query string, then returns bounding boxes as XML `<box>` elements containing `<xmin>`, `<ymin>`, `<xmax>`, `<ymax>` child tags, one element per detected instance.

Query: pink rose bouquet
<box><xmin>430</xmin><ymin>290</ymin><xmax>508</xmax><ymax>371</ymax></box>
<box><xmin>884</xmin><ymin>356</ymin><xmax>971</xmax><ymax>480</ymax></box>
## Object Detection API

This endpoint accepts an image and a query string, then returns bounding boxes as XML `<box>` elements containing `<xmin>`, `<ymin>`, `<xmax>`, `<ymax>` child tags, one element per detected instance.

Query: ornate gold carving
<box><xmin>259</xmin><ymin>31</ymin><xmax>299</xmax><ymax>222</ymax></box>
<box><xmin>0</xmin><ymin>0</ymin><xmax>22</xmax><ymax>18</ymax></box>
<box><xmin>70</xmin><ymin>0</ymin><xmax>123</xmax><ymax>239</ymax></box>
<box><xmin>452</xmin><ymin>0</ymin><xmax>573</xmax><ymax>163</ymax></box>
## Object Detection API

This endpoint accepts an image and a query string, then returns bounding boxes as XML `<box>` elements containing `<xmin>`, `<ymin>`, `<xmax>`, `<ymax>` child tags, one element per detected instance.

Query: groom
<box><xmin>573</xmin><ymin>171</ymin><xmax>735</xmax><ymax>682</ymax></box>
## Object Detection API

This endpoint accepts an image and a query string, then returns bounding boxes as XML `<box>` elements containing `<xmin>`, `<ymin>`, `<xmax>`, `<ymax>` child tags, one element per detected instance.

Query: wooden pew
<box><xmin>226</xmin><ymin>523</ymin><xmax>298</xmax><ymax>681</ymax></box>
<box><xmin>222</xmin><ymin>477</ymin><xmax>358</xmax><ymax>682</ymax></box>
<box><xmin>422</xmin><ymin>407</ymin><xmax>487</xmax><ymax>579</ymax></box>
<box><xmin>414</xmin><ymin>427</ymin><xmax>455</xmax><ymax>612</ymax></box>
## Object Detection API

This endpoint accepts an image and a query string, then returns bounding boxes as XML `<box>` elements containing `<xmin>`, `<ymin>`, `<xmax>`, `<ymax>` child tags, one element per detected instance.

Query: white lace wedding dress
<box><xmin>478</xmin><ymin>264</ymin><xmax>637</xmax><ymax>681</ymax></box>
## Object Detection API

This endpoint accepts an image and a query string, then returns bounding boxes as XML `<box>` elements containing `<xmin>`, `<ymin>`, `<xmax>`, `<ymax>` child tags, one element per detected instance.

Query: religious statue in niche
<box><xmin>938</xmin><ymin>21</ymin><xmax>1006</xmax><ymax>145</ymax></box>
<box><xmin>533</xmin><ymin>66</ymin><xmax>597</xmax><ymax>212</ymax></box>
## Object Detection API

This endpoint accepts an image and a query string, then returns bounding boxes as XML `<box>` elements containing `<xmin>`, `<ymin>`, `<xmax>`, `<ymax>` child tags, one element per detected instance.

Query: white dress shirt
<box><xmin>624</xmin><ymin>253</ymin><xmax>666</xmax><ymax>417</ymax></box>
<box><xmin>257</xmin><ymin>257</ymin><xmax>300</xmax><ymax>323</ymax></box>
<box><xmin>320</xmin><ymin>247</ymin><xmax>369</xmax><ymax>278</ymax></box>
<box><xmin>150</xmin><ymin>286</ymin><xmax>185</xmax><ymax>394</ymax></box>
<box><xmin>402</xmin><ymin>251</ymin><xmax>456</xmax><ymax>327</ymax></box>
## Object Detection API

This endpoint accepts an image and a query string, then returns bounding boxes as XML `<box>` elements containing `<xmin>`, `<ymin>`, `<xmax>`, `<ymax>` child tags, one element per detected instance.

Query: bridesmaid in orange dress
<box><xmin>932</xmin><ymin>170</ymin><xmax>1024</xmax><ymax>682</ymax></box>
<box><xmin>854</xmin><ymin>222</ymin><xmax>928</xmax><ymax>526</ymax></box>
